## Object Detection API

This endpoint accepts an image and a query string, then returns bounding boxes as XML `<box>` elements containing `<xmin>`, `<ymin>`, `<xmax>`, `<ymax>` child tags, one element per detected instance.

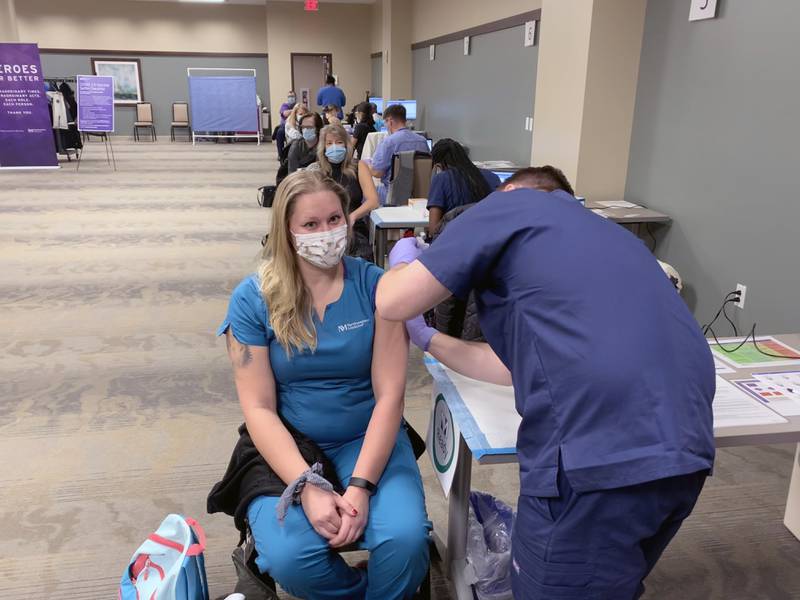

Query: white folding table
<box><xmin>369</xmin><ymin>206</ymin><xmax>428</xmax><ymax>268</ymax></box>
<box><xmin>424</xmin><ymin>334</ymin><xmax>800</xmax><ymax>600</ymax></box>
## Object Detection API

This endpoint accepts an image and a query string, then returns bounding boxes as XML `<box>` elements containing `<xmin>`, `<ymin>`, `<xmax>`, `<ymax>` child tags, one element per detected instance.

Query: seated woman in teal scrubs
<box><xmin>218</xmin><ymin>170</ymin><xmax>430</xmax><ymax>600</ymax></box>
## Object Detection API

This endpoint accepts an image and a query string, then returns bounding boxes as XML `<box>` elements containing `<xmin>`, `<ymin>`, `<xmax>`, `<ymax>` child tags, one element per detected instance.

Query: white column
<box><xmin>532</xmin><ymin>0</ymin><xmax>647</xmax><ymax>201</ymax></box>
<box><xmin>381</xmin><ymin>0</ymin><xmax>412</xmax><ymax>101</ymax></box>
<box><xmin>0</xmin><ymin>0</ymin><xmax>20</xmax><ymax>42</ymax></box>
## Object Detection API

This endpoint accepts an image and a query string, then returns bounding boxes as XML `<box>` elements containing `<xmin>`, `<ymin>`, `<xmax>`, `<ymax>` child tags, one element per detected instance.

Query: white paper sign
<box><xmin>426</xmin><ymin>391</ymin><xmax>461</xmax><ymax>497</ymax></box>
<box><xmin>464</xmin><ymin>36</ymin><xmax>470</xmax><ymax>56</ymax></box>
<box><xmin>429</xmin><ymin>44</ymin><xmax>435</xmax><ymax>61</ymax></box>
<box><xmin>689</xmin><ymin>0</ymin><xmax>718</xmax><ymax>21</ymax></box>
<box><xmin>524</xmin><ymin>21</ymin><xmax>537</xmax><ymax>47</ymax></box>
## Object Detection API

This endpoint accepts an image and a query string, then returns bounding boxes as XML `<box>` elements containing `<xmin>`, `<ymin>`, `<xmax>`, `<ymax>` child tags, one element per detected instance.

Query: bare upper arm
<box><xmin>370</xmin><ymin>312</ymin><xmax>408</xmax><ymax>406</ymax></box>
<box><xmin>376</xmin><ymin>261</ymin><xmax>452</xmax><ymax>322</ymax></box>
<box><xmin>225</xmin><ymin>328</ymin><xmax>276</xmax><ymax>414</ymax></box>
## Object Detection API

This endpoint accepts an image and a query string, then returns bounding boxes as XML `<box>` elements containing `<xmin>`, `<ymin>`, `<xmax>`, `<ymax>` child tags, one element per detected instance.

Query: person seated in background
<box><xmin>317</xmin><ymin>74</ymin><xmax>346</xmax><ymax>118</ymax></box>
<box><xmin>426</xmin><ymin>139</ymin><xmax>501</xmax><ymax>233</ymax></box>
<box><xmin>323</xmin><ymin>104</ymin><xmax>342</xmax><ymax>127</ymax></box>
<box><xmin>274</xmin><ymin>90</ymin><xmax>297</xmax><ymax>162</ymax></box>
<box><xmin>284</xmin><ymin>104</ymin><xmax>309</xmax><ymax>156</ymax></box>
<box><xmin>352</xmin><ymin>101</ymin><xmax>375</xmax><ymax>159</ymax></box>
<box><xmin>288</xmin><ymin>112</ymin><xmax>323</xmax><ymax>174</ymax></box>
<box><xmin>306</xmin><ymin>124</ymin><xmax>372</xmax><ymax>261</ymax></box>
<box><xmin>218</xmin><ymin>171</ymin><xmax>431</xmax><ymax>600</ymax></box>
<box><xmin>369</xmin><ymin>103</ymin><xmax>385</xmax><ymax>132</ymax></box>
<box><xmin>430</xmin><ymin>165</ymin><xmax>576</xmax><ymax>342</ymax></box>
<box><xmin>357</xmin><ymin>104</ymin><xmax>429</xmax><ymax>207</ymax></box>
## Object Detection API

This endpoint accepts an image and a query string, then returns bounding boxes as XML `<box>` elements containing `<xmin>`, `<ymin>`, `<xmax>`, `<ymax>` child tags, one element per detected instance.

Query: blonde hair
<box><xmin>258</xmin><ymin>170</ymin><xmax>351</xmax><ymax>355</ymax></box>
<box><xmin>316</xmin><ymin>124</ymin><xmax>356</xmax><ymax>180</ymax></box>
<box><xmin>287</xmin><ymin>104</ymin><xmax>309</xmax><ymax>129</ymax></box>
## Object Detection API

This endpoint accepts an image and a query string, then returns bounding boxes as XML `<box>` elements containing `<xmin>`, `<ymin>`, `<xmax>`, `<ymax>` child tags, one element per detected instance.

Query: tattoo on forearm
<box><xmin>226</xmin><ymin>330</ymin><xmax>253</xmax><ymax>368</ymax></box>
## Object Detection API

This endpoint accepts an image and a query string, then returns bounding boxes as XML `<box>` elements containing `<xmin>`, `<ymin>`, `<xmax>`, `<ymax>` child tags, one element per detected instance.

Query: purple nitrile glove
<box><xmin>388</xmin><ymin>237</ymin><xmax>423</xmax><ymax>268</ymax></box>
<box><xmin>406</xmin><ymin>315</ymin><xmax>437</xmax><ymax>352</ymax></box>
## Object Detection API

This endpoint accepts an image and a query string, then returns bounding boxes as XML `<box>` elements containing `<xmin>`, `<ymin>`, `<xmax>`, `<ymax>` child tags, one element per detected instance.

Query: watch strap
<box><xmin>348</xmin><ymin>476</ymin><xmax>378</xmax><ymax>495</ymax></box>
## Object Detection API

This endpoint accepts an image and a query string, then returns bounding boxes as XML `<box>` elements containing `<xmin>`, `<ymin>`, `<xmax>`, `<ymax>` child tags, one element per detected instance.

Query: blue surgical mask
<box><xmin>325</xmin><ymin>144</ymin><xmax>347</xmax><ymax>164</ymax></box>
<box><xmin>374</xmin><ymin>117</ymin><xmax>384</xmax><ymax>131</ymax></box>
<box><xmin>302</xmin><ymin>128</ymin><xmax>317</xmax><ymax>142</ymax></box>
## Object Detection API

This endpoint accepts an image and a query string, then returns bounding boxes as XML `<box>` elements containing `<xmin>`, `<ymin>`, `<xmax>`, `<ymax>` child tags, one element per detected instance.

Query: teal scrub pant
<box><xmin>247</xmin><ymin>430</ymin><xmax>432</xmax><ymax>600</ymax></box>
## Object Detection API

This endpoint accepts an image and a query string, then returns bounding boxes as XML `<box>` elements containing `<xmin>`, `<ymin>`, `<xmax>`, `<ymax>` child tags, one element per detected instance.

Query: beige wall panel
<box><xmin>411</xmin><ymin>0</ymin><xmax>542</xmax><ymax>42</ymax></box>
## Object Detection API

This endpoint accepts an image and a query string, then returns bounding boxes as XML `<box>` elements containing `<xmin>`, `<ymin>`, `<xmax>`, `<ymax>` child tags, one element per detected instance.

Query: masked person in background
<box><xmin>288</xmin><ymin>112</ymin><xmax>323</xmax><ymax>174</ymax></box>
<box><xmin>307</xmin><ymin>124</ymin><xmax>372</xmax><ymax>261</ymax></box>
<box><xmin>275</xmin><ymin>91</ymin><xmax>297</xmax><ymax>162</ymax></box>
<box><xmin>218</xmin><ymin>171</ymin><xmax>431</xmax><ymax>600</ymax></box>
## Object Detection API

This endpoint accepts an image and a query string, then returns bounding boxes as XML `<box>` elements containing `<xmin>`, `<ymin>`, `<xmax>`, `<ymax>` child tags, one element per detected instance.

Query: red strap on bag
<box><xmin>146</xmin><ymin>517</ymin><xmax>207</xmax><ymax>557</ymax></box>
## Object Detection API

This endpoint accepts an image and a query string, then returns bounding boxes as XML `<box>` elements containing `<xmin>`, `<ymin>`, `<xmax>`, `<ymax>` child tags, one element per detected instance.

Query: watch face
<box><xmin>432</xmin><ymin>394</ymin><xmax>456</xmax><ymax>474</ymax></box>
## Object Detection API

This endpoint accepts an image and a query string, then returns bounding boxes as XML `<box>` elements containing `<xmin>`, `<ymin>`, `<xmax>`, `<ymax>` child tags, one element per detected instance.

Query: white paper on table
<box><xmin>713</xmin><ymin>376</ymin><xmax>787</xmax><ymax>428</ymax></box>
<box><xmin>747</xmin><ymin>371</ymin><xmax>800</xmax><ymax>416</ymax></box>
<box><xmin>596</xmin><ymin>200</ymin><xmax>638</xmax><ymax>208</ymax></box>
<box><xmin>591</xmin><ymin>208</ymin><xmax>610</xmax><ymax>219</ymax></box>
<box><xmin>437</xmin><ymin>364</ymin><xmax>520</xmax><ymax>450</ymax></box>
<box><xmin>714</xmin><ymin>357</ymin><xmax>735</xmax><ymax>374</ymax></box>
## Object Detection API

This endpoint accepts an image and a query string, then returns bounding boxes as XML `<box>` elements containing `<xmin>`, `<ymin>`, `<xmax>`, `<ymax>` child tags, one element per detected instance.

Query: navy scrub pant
<box><xmin>511</xmin><ymin>467</ymin><xmax>708</xmax><ymax>599</ymax></box>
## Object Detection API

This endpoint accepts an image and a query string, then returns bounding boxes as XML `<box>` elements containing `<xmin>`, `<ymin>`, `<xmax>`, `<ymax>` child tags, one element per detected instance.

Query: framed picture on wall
<box><xmin>91</xmin><ymin>58</ymin><xmax>143</xmax><ymax>104</ymax></box>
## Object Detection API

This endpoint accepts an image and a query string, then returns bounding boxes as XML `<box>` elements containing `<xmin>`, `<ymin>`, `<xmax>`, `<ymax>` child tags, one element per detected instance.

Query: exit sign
<box><xmin>305</xmin><ymin>0</ymin><xmax>318</xmax><ymax>11</ymax></box>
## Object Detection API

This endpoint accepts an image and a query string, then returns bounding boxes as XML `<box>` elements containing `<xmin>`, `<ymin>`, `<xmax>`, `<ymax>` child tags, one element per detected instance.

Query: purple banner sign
<box><xmin>77</xmin><ymin>75</ymin><xmax>115</xmax><ymax>133</ymax></box>
<box><xmin>0</xmin><ymin>43</ymin><xmax>57</xmax><ymax>168</ymax></box>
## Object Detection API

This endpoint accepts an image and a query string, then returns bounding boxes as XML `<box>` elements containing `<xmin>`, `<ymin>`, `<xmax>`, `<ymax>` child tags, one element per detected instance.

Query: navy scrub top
<box><xmin>218</xmin><ymin>256</ymin><xmax>384</xmax><ymax>449</ymax></box>
<box><xmin>426</xmin><ymin>168</ymin><xmax>502</xmax><ymax>215</ymax></box>
<box><xmin>418</xmin><ymin>188</ymin><xmax>715</xmax><ymax>497</ymax></box>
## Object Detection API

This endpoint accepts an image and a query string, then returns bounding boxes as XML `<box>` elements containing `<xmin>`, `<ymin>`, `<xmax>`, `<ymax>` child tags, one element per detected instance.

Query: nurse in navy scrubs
<box><xmin>376</xmin><ymin>167</ymin><xmax>716</xmax><ymax>599</ymax></box>
<box><xmin>219</xmin><ymin>171</ymin><xmax>430</xmax><ymax>599</ymax></box>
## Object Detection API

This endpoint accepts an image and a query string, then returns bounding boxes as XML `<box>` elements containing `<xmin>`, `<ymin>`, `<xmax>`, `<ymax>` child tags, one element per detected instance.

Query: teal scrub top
<box><xmin>218</xmin><ymin>256</ymin><xmax>384</xmax><ymax>448</ymax></box>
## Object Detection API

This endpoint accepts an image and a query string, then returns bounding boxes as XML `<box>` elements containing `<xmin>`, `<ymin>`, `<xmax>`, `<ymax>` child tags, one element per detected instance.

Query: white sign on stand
<box><xmin>689</xmin><ymin>0</ymin><xmax>718</xmax><ymax>21</ymax></box>
<box><xmin>427</xmin><ymin>389</ymin><xmax>461</xmax><ymax>497</ymax></box>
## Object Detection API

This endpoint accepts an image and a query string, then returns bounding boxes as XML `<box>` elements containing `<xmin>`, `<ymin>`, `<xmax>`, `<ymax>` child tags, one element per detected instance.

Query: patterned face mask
<box><xmin>292</xmin><ymin>224</ymin><xmax>348</xmax><ymax>269</ymax></box>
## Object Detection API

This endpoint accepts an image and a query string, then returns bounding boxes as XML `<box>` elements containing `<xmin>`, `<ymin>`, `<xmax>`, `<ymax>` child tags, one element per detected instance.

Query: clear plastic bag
<box><xmin>465</xmin><ymin>491</ymin><xmax>515</xmax><ymax>600</ymax></box>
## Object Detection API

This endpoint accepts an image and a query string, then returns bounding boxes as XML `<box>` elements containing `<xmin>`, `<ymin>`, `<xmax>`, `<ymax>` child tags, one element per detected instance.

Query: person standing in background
<box><xmin>275</xmin><ymin>90</ymin><xmax>297</xmax><ymax>162</ymax></box>
<box><xmin>317</xmin><ymin>75</ymin><xmax>346</xmax><ymax>119</ymax></box>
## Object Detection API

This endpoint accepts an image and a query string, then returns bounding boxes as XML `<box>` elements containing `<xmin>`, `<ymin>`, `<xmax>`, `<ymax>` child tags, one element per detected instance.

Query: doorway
<box><xmin>291</xmin><ymin>53</ymin><xmax>333</xmax><ymax>111</ymax></box>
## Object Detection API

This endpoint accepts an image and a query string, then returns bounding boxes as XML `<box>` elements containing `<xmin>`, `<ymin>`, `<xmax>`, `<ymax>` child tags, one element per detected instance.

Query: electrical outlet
<box><xmin>735</xmin><ymin>284</ymin><xmax>747</xmax><ymax>309</ymax></box>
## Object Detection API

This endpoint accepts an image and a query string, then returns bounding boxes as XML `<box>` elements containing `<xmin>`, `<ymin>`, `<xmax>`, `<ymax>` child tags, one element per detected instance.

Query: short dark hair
<box><xmin>299</xmin><ymin>111</ymin><xmax>324</xmax><ymax>134</ymax></box>
<box><xmin>383</xmin><ymin>104</ymin><xmax>407</xmax><ymax>122</ymax></box>
<box><xmin>326</xmin><ymin>74</ymin><xmax>336</xmax><ymax>85</ymax></box>
<box><xmin>502</xmin><ymin>166</ymin><xmax>575</xmax><ymax>196</ymax></box>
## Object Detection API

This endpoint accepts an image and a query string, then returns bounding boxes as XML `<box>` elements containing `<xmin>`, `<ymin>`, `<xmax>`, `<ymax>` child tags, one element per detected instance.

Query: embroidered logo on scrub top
<box><xmin>337</xmin><ymin>319</ymin><xmax>369</xmax><ymax>333</ymax></box>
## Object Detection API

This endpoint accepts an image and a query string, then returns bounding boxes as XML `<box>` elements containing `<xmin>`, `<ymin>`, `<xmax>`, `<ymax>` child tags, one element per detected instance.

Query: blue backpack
<box><xmin>119</xmin><ymin>514</ymin><xmax>209</xmax><ymax>600</ymax></box>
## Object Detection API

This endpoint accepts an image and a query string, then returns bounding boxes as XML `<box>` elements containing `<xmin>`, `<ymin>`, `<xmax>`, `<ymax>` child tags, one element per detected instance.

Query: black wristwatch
<box><xmin>348</xmin><ymin>477</ymin><xmax>378</xmax><ymax>495</ymax></box>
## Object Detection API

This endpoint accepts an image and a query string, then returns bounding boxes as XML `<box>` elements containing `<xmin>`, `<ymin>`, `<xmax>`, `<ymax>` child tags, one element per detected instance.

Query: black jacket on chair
<box><xmin>207</xmin><ymin>422</ymin><xmax>343</xmax><ymax>537</ymax></box>
<box><xmin>432</xmin><ymin>203</ymin><xmax>485</xmax><ymax>343</ymax></box>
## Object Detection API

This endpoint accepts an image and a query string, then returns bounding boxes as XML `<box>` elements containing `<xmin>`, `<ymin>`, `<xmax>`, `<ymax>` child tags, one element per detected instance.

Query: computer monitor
<box><xmin>386</xmin><ymin>99</ymin><xmax>417</xmax><ymax>120</ymax></box>
<box><xmin>368</xmin><ymin>97</ymin><xmax>384</xmax><ymax>114</ymax></box>
<box><xmin>492</xmin><ymin>170</ymin><xmax>515</xmax><ymax>184</ymax></box>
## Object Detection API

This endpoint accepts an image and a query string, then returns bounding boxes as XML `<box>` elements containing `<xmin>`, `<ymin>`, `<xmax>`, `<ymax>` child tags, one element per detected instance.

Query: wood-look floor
<box><xmin>0</xmin><ymin>140</ymin><xmax>797</xmax><ymax>599</ymax></box>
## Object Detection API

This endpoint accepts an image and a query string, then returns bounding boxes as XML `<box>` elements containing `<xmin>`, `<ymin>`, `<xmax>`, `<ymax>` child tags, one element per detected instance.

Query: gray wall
<box><xmin>626</xmin><ymin>0</ymin><xmax>800</xmax><ymax>333</ymax></box>
<box><xmin>370</xmin><ymin>54</ymin><xmax>382</xmax><ymax>98</ymax></box>
<box><xmin>412</xmin><ymin>25</ymin><xmax>537</xmax><ymax>165</ymax></box>
<box><xmin>40</xmin><ymin>53</ymin><xmax>270</xmax><ymax>136</ymax></box>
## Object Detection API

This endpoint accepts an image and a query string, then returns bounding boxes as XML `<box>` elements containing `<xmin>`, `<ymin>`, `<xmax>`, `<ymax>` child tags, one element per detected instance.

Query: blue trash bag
<box><xmin>466</xmin><ymin>491</ymin><xmax>515</xmax><ymax>600</ymax></box>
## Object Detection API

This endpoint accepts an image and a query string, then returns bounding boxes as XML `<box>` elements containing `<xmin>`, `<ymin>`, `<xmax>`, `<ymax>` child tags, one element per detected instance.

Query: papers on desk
<box><xmin>591</xmin><ymin>208</ymin><xmax>611</xmax><ymax>218</ymax></box>
<box><xmin>714</xmin><ymin>357</ymin><xmax>735</xmax><ymax>374</ymax></box>
<box><xmin>713</xmin><ymin>376</ymin><xmax>787</xmax><ymax>428</ymax></box>
<box><xmin>370</xmin><ymin>206</ymin><xmax>429</xmax><ymax>227</ymax></box>
<box><xmin>473</xmin><ymin>160</ymin><xmax>518</xmax><ymax>169</ymax></box>
<box><xmin>709</xmin><ymin>336</ymin><xmax>800</xmax><ymax>369</ymax></box>
<box><xmin>733</xmin><ymin>371</ymin><xmax>800</xmax><ymax>417</ymax></box>
<box><xmin>596</xmin><ymin>200</ymin><xmax>638</xmax><ymax>209</ymax></box>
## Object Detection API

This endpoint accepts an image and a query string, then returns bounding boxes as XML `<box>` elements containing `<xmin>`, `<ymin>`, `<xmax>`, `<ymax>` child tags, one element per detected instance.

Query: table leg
<box><xmin>445</xmin><ymin>436</ymin><xmax>474</xmax><ymax>600</ymax></box>
<box><xmin>784</xmin><ymin>443</ymin><xmax>800</xmax><ymax>540</ymax></box>
<box><xmin>376</xmin><ymin>229</ymin><xmax>387</xmax><ymax>269</ymax></box>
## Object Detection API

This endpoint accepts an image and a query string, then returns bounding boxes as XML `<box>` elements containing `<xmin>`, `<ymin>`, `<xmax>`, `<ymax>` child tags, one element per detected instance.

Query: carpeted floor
<box><xmin>1</xmin><ymin>139</ymin><xmax>798</xmax><ymax>599</ymax></box>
